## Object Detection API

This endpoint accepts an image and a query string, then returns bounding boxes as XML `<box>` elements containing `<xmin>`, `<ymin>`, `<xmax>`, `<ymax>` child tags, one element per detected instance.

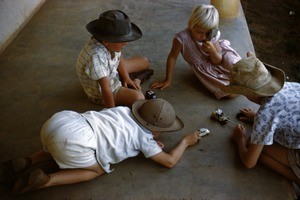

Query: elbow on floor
<box><xmin>243</xmin><ymin>161</ymin><xmax>256</xmax><ymax>169</ymax></box>
<box><xmin>165</xmin><ymin>160</ymin><xmax>176</xmax><ymax>169</ymax></box>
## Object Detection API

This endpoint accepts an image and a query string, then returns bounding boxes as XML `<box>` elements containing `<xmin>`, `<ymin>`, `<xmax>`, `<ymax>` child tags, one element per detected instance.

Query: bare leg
<box><xmin>262</xmin><ymin>143</ymin><xmax>290</xmax><ymax>165</ymax></box>
<box><xmin>115</xmin><ymin>86</ymin><xmax>145</xmax><ymax>107</ymax></box>
<box><xmin>120</xmin><ymin>56</ymin><xmax>150</xmax><ymax>73</ymax></box>
<box><xmin>259</xmin><ymin>143</ymin><xmax>300</xmax><ymax>185</ymax></box>
<box><xmin>118</xmin><ymin>56</ymin><xmax>151</xmax><ymax>89</ymax></box>
<box><xmin>13</xmin><ymin>162</ymin><xmax>105</xmax><ymax>194</ymax></box>
<box><xmin>259</xmin><ymin>153</ymin><xmax>300</xmax><ymax>185</ymax></box>
<box><xmin>44</xmin><ymin>163</ymin><xmax>105</xmax><ymax>188</ymax></box>
<box><xmin>29</xmin><ymin>150</ymin><xmax>54</xmax><ymax>166</ymax></box>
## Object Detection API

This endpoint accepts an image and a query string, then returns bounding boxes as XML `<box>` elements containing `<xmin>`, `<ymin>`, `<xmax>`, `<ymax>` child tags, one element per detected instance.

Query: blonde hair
<box><xmin>188</xmin><ymin>4</ymin><xmax>219</xmax><ymax>30</ymax></box>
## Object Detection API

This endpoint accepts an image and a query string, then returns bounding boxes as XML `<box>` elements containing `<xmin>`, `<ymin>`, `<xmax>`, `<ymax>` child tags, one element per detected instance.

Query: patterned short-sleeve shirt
<box><xmin>251</xmin><ymin>82</ymin><xmax>300</xmax><ymax>149</ymax></box>
<box><xmin>76</xmin><ymin>37</ymin><xmax>122</xmax><ymax>101</ymax></box>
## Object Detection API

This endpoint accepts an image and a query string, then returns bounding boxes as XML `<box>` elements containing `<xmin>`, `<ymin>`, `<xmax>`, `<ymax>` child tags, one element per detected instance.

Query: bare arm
<box><xmin>150</xmin><ymin>131</ymin><xmax>200</xmax><ymax>168</ymax></box>
<box><xmin>232</xmin><ymin>124</ymin><xmax>264</xmax><ymax>168</ymax></box>
<box><xmin>118</xmin><ymin>56</ymin><xmax>140</xmax><ymax>90</ymax></box>
<box><xmin>98</xmin><ymin>77</ymin><xmax>115</xmax><ymax>108</ymax></box>
<box><xmin>150</xmin><ymin>38</ymin><xmax>182</xmax><ymax>90</ymax></box>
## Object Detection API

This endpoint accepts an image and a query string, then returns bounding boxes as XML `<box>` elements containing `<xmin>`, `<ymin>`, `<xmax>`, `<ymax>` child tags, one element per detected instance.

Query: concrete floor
<box><xmin>0</xmin><ymin>0</ymin><xmax>295</xmax><ymax>199</ymax></box>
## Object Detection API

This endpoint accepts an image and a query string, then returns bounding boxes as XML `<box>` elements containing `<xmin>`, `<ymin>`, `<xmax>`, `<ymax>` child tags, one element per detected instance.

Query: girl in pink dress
<box><xmin>150</xmin><ymin>4</ymin><xmax>242</xmax><ymax>99</ymax></box>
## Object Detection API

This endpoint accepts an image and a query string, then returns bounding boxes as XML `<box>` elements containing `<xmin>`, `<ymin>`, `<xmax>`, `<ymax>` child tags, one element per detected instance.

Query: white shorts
<box><xmin>88</xmin><ymin>85</ymin><xmax>122</xmax><ymax>105</ymax></box>
<box><xmin>41</xmin><ymin>111</ymin><xmax>97</xmax><ymax>169</ymax></box>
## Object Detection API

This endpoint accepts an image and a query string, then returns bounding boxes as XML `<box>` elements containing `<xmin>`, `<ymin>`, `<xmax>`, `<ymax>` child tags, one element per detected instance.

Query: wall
<box><xmin>0</xmin><ymin>0</ymin><xmax>46</xmax><ymax>54</ymax></box>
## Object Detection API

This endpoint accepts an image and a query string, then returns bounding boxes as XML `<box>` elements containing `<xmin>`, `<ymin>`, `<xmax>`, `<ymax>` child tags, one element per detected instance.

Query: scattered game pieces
<box><xmin>211</xmin><ymin>109</ymin><xmax>238</xmax><ymax>126</ymax></box>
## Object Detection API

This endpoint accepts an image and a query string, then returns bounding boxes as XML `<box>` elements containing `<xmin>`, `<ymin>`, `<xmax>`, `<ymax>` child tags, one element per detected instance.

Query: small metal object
<box><xmin>198</xmin><ymin>128</ymin><xmax>210</xmax><ymax>137</ymax></box>
<box><xmin>145</xmin><ymin>90</ymin><xmax>157</xmax><ymax>99</ymax></box>
<box><xmin>211</xmin><ymin>108</ymin><xmax>238</xmax><ymax>126</ymax></box>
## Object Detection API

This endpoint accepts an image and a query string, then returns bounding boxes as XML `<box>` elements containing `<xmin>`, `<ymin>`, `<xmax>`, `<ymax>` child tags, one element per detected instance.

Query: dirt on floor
<box><xmin>240</xmin><ymin>0</ymin><xmax>300</xmax><ymax>82</ymax></box>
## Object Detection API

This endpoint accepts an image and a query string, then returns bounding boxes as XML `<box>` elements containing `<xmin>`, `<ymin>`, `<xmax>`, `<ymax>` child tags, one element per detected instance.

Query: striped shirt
<box><xmin>76</xmin><ymin>37</ymin><xmax>122</xmax><ymax>102</ymax></box>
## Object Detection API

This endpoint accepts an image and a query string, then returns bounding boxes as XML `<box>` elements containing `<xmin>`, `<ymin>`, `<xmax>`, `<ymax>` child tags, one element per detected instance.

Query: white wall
<box><xmin>0</xmin><ymin>0</ymin><xmax>46</xmax><ymax>54</ymax></box>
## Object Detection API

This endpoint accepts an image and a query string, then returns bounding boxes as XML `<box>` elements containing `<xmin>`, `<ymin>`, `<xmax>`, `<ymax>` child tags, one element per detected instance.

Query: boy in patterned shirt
<box><xmin>222</xmin><ymin>52</ymin><xmax>300</xmax><ymax>186</ymax></box>
<box><xmin>76</xmin><ymin>10</ymin><xmax>153</xmax><ymax>108</ymax></box>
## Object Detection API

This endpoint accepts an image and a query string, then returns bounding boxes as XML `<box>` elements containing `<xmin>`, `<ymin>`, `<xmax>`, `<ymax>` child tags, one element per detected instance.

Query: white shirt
<box><xmin>82</xmin><ymin>106</ymin><xmax>162</xmax><ymax>173</ymax></box>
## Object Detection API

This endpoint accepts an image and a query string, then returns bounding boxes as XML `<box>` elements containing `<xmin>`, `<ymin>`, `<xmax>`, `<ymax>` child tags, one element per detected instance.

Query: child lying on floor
<box><xmin>0</xmin><ymin>99</ymin><xmax>202</xmax><ymax>195</ymax></box>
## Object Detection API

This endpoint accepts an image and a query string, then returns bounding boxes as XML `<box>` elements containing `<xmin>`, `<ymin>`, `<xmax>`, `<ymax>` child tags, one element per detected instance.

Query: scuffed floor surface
<box><xmin>0</xmin><ymin>0</ymin><xmax>295</xmax><ymax>199</ymax></box>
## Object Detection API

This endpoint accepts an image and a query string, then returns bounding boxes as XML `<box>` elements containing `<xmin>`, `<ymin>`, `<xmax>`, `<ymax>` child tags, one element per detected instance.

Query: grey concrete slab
<box><xmin>0</xmin><ymin>0</ymin><xmax>295</xmax><ymax>199</ymax></box>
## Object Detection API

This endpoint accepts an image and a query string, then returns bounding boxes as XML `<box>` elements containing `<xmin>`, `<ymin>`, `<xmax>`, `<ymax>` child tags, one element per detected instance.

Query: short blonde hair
<box><xmin>188</xmin><ymin>4</ymin><xmax>219</xmax><ymax>30</ymax></box>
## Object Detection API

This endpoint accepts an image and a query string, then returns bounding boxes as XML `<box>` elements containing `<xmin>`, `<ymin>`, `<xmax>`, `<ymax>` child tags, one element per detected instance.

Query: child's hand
<box><xmin>182</xmin><ymin>131</ymin><xmax>201</xmax><ymax>146</ymax></box>
<box><xmin>237</xmin><ymin>108</ymin><xmax>256</xmax><ymax>122</ymax></box>
<box><xmin>150</xmin><ymin>79</ymin><xmax>171</xmax><ymax>90</ymax></box>
<box><xmin>202</xmin><ymin>41</ymin><xmax>217</xmax><ymax>54</ymax></box>
<box><xmin>123</xmin><ymin>78</ymin><xmax>141</xmax><ymax>90</ymax></box>
<box><xmin>232</xmin><ymin>124</ymin><xmax>247</xmax><ymax>143</ymax></box>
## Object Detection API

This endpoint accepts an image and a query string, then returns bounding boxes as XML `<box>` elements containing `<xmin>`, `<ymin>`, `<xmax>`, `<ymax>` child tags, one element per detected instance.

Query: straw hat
<box><xmin>132</xmin><ymin>98</ymin><xmax>184</xmax><ymax>132</ymax></box>
<box><xmin>222</xmin><ymin>56</ymin><xmax>285</xmax><ymax>97</ymax></box>
<box><xmin>86</xmin><ymin>10</ymin><xmax>142</xmax><ymax>42</ymax></box>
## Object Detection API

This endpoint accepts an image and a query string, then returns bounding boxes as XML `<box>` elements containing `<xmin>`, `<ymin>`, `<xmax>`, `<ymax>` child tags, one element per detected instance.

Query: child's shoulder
<box><xmin>84</xmin><ymin>38</ymin><xmax>107</xmax><ymax>54</ymax></box>
<box><xmin>176</xmin><ymin>28</ymin><xmax>189</xmax><ymax>36</ymax></box>
<box><xmin>175</xmin><ymin>28</ymin><xmax>191</xmax><ymax>41</ymax></box>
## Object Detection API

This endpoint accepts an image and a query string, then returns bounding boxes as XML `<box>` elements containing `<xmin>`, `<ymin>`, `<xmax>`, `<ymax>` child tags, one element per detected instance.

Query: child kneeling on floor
<box><xmin>0</xmin><ymin>99</ymin><xmax>201</xmax><ymax>195</ymax></box>
<box><xmin>222</xmin><ymin>52</ymin><xmax>300</xmax><ymax>186</ymax></box>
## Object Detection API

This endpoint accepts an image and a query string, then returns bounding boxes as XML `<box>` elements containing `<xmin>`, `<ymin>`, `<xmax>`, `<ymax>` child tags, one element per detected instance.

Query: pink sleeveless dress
<box><xmin>175</xmin><ymin>28</ymin><xmax>242</xmax><ymax>99</ymax></box>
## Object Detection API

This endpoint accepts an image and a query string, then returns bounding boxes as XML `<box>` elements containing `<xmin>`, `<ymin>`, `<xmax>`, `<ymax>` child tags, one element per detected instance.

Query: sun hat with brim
<box><xmin>132</xmin><ymin>98</ymin><xmax>184</xmax><ymax>132</ymax></box>
<box><xmin>86</xmin><ymin>10</ymin><xmax>142</xmax><ymax>43</ymax></box>
<box><xmin>221</xmin><ymin>56</ymin><xmax>285</xmax><ymax>98</ymax></box>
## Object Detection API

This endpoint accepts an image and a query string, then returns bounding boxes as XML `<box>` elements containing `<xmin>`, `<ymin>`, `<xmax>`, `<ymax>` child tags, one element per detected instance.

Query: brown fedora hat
<box><xmin>132</xmin><ymin>98</ymin><xmax>184</xmax><ymax>132</ymax></box>
<box><xmin>222</xmin><ymin>56</ymin><xmax>285</xmax><ymax>98</ymax></box>
<box><xmin>86</xmin><ymin>10</ymin><xmax>142</xmax><ymax>43</ymax></box>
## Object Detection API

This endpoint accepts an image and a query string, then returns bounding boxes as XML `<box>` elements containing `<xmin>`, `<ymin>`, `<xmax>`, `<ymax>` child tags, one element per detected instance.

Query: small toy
<box><xmin>211</xmin><ymin>109</ymin><xmax>238</xmax><ymax>126</ymax></box>
<box><xmin>205</xmin><ymin>28</ymin><xmax>219</xmax><ymax>41</ymax></box>
<box><xmin>145</xmin><ymin>90</ymin><xmax>157</xmax><ymax>99</ymax></box>
<box><xmin>198</xmin><ymin>128</ymin><xmax>210</xmax><ymax>137</ymax></box>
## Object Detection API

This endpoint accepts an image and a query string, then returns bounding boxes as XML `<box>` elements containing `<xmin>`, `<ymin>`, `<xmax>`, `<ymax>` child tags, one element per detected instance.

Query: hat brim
<box><xmin>86</xmin><ymin>19</ymin><xmax>142</xmax><ymax>42</ymax></box>
<box><xmin>132</xmin><ymin>100</ymin><xmax>184</xmax><ymax>132</ymax></box>
<box><xmin>222</xmin><ymin>63</ymin><xmax>285</xmax><ymax>98</ymax></box>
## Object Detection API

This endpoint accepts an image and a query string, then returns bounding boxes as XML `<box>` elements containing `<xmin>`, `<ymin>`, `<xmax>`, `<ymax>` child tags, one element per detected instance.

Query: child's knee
<box><xmin>141</xmin><ymin>57</ymin><xmax>150</xmax><ymax>67</ymax></box>
<box><xmin>136</xmin><ymin>91</ymin><xmax>145</xmax><ymax>100</ymax></box>
<box><xmin>130</xmin><ymin>90</ymin><xmax>145</xmax><ymax>102</ymax></box>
